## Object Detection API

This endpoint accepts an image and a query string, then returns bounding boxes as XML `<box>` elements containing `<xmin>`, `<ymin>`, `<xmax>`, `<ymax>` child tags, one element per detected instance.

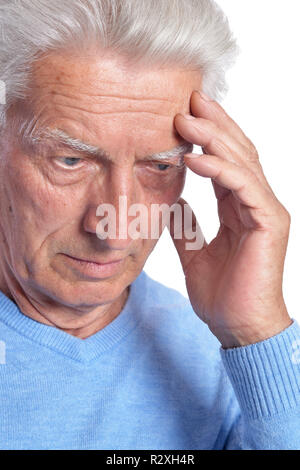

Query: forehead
<box><xmin>32</xmin><ymin>49</ymin><xmax>200</xmax><ymax>103</ymax></box>
<box><xmin>28</xmin><ymin>50</ymin><xmax>201</xmax><ymax>154</ymax></box>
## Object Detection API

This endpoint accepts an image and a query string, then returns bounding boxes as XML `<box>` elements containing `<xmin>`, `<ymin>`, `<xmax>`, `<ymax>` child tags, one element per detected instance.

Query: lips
<box><xmin>61</xmin><ymin>253</ymin><xmax>125</xmax><ymax>279</ymax></box>
<box><xmin>65</xmin><ymin>255</ymin><xmax>123</xmax><ymax>265</ymax></box>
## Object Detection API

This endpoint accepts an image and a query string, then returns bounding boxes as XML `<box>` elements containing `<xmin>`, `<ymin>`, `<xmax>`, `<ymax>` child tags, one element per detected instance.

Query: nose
<box><xmin>83</xmin><ymin>166</ymin><xmax>141</xmax><ymax>251</ymax></box>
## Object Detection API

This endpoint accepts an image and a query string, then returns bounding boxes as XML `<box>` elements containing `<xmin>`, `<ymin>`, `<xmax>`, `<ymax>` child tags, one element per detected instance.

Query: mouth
<box><xmin>66</xmin><ymin>255</ymin><xmax>124</xmax><ymax>265</ymax></box>
<box><xmin>61</xmin><ymin>254</ymin><xmax>126</xmax><ymax>279</ymax></box>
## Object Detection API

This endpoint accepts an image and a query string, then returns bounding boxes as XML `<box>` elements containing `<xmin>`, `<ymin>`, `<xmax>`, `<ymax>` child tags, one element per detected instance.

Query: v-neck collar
<box><xmin>0</xmin><ymin>271</ymin><xmax>148</xmax><ymax>363</ymax></box>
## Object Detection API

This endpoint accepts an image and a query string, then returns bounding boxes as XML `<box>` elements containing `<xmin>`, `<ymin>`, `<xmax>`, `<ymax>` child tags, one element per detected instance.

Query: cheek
<box><xmin>3</xmin><ymin>157</ymin><xmax>83</xmax><ymax>258</ymax></box>
<box><xmin>10</xmin><ymin>153</ymin><xmax>84</xmax><ymax>219</ymax></box>
<box><xmin>11</xmin><ymin>171</ymin><xmax>63</xmax><ymax>229</ymax></box>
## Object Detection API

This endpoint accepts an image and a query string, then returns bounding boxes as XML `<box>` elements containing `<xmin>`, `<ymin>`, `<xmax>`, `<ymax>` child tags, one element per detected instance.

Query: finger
<box><xmin>184</xmin><ymin>154</ymin><xmax>281</xmax><ymax>226</ymax></box>
<box><xmin>189</xmin><ymin>136</ymin><xmax>232</xmax><ymax>201</ymax></box>
<box><xmin>190</xmin><ymin>90</ymin><xmax>258</xmax><ymax>156</ymax></box>
<box><xmin>175</xmin><ymin>114</ymin><xmax>255</xmax><ymax>165</ymax></box>
<box><xmin>168</xmin><ymin>198</ymin><xmax>207</xmax><ymax>271</ymax></box>
<box><xmin>175</xmin><ymin>114</ymin><xmax>273</xmax><ymax>191</ymax></box>
<box><xmin>175</xmin><ymin>114</ymin><xmax>245</xmax><ymax>165</ymax></box>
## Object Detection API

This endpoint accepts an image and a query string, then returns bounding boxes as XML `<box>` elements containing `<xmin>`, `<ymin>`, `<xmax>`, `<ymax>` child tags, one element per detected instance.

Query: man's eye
<box><xmin>55</xmin><ymin>157</ymin><xmax>83</xmax><ymax>168</ymax></box>
<box><xmin>155</xmin><ymin>163</ymin><xmax>172</xmax><ymax>172</ymax></box>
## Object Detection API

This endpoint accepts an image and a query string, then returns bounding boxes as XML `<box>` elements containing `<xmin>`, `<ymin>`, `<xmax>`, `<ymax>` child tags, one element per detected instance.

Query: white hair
<box><xmin>0</xmin><ymin>0</ymin><xmax>239</xmax><ymax>132</ymax></box>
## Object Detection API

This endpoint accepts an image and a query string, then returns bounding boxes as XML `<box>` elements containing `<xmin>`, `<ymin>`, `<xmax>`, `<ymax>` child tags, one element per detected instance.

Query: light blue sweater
<box><xmin>0</xmin><ymin>270</ymin><xmax>299</xmax><ymax>450</ymax></box>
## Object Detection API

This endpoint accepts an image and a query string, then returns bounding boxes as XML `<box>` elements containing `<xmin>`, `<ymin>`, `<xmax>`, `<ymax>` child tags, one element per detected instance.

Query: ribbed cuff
<box><xmin>220</xmin><ymin>320</ymin><xmax>300</xmax><ymax>419</ymax></box>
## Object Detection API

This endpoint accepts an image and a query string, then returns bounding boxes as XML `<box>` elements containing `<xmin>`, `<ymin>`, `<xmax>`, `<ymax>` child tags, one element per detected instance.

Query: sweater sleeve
<box><xmin>219</xmin><ymin>319</ymin><xmax>300</xmax><ymax>450</ymax></box>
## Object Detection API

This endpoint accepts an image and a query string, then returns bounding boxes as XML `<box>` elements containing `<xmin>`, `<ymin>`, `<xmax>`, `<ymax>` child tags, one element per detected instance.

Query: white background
<box><xmin>144</xmin><ymin>0</ymin><xmax>300</xmax><ymax>323</ymax></box>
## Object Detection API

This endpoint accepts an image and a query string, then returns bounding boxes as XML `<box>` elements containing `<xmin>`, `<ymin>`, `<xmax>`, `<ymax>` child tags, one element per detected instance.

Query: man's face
<box><xmin>0</xmin><ymin>49</ymin><xmax>201</xmax><ymax>312</ymax></box>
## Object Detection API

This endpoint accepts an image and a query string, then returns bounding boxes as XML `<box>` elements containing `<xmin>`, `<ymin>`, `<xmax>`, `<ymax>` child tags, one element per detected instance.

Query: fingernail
<box><xmin>196</xmin><ymin>90</ymin><xmax>212</xmax><ymax>102</ymax></box>
<box><xmin>182</xmin><ymin>114</ymin><xmax>197</xmax><ymax>121</ymax></box>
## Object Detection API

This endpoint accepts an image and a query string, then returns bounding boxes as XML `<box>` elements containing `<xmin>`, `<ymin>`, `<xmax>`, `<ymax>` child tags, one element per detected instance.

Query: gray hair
<box><xmin>0</xmin><ymin>0</ymin><xmax>239</xmax><ymax>132</ymax></box>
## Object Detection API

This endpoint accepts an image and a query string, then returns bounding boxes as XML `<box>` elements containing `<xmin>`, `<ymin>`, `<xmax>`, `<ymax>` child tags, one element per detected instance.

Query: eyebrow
<box><xmin>31</xmin><ymin>128</ymin><xmax>194</xmax><ymax>165</ymax></box>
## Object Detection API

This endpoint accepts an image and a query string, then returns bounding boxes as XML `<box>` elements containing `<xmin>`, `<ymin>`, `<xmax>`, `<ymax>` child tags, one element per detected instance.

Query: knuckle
<box><xmin>248</xmin><ymin>141</ymin><xmax>258</xmax><ymax>153</ymax></box>
<box><xmin>274</xmin><ymin>204</ymin><xmax>291</xmax><ymax>227</ymax></box>
<box><xmin>243</xmin><ymin>136</ymin><xmax>259</xmax><ymax>157</ymax></box>
<box><xmin>281</xmin><ymin>207</ymin><xmax>292</xmax><ymax>225</ymax></box>
<box><xmin>247</xmin><ymin>144</ymin><xmax>259</xmax><ymax>161</ymax></box>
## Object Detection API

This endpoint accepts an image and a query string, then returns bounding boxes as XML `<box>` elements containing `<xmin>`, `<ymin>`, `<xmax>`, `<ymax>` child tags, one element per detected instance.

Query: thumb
<box><xmin>167</xmin><ymin>198</ymin><xmax>207</xmax><ymax>273</ymax></box>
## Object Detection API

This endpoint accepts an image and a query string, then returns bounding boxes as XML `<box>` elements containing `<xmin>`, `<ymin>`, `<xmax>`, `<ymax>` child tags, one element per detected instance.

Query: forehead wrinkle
<box><xmin>53</xmin><ymin>100</ymin><xmax>173</xmax><ymax>118</ymax></box>
<box><xmin>45</xmin><ymin>87</ymin><xmax>176</xmax><ymax>104</ymax></box>
<box><xmin>31</xmin><ymin>128</ymin><xmax>194</xmax><ymax>163</ymax></box>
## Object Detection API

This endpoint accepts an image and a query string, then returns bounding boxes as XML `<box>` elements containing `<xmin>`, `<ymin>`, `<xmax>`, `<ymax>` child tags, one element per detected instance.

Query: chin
<box><xmin>26</xmin><ymin>268</ymin><xmax>122</xmax><ymax>309</ymax></box>
<box><xmin>60</xmin><ymin>278</ymin><xmax>128</xmax><ymax>308</ymax></box>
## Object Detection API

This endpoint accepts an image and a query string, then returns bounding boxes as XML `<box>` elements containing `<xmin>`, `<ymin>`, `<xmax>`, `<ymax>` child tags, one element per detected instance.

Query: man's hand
<box><xmin>170</xmin><ymin>90</ymin><xmax>292</xmax><ymax>349</ymax></box>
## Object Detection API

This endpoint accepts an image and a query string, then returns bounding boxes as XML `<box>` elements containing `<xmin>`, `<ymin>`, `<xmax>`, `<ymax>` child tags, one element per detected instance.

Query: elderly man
<box><xmin>0</xmin><ymin>0</ymin><xmax>299</xmax><ymax>451</ymax></box>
